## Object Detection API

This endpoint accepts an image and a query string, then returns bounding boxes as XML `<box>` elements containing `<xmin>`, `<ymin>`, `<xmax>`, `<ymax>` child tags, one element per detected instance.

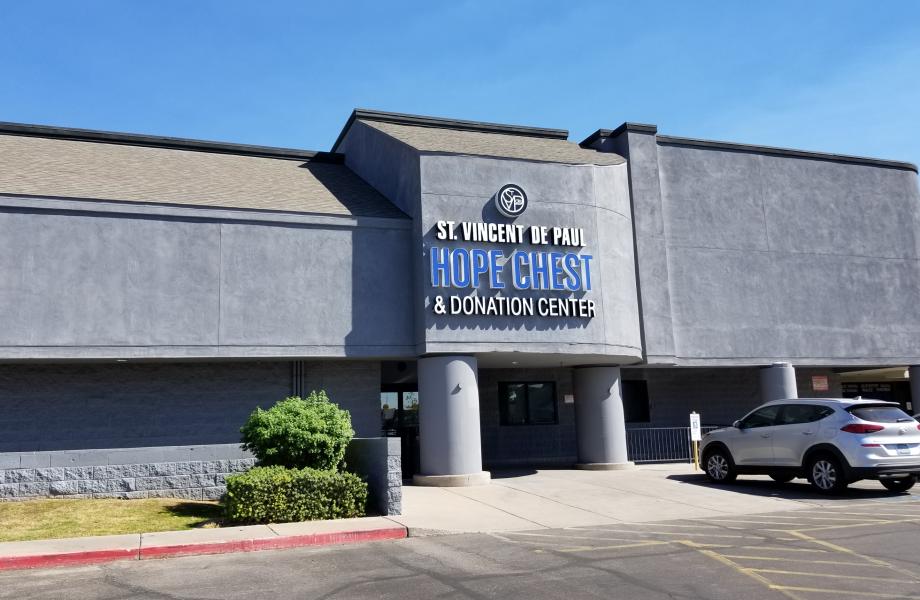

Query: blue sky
<box><xmin>2</xmin><ymin>1</ymin><xmax>918</xmax><ymax>165</ymax></box>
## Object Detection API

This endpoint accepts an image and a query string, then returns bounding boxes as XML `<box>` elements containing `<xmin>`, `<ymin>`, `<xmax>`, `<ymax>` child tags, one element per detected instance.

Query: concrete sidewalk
<box><xmin>0</xmin><ymin>516</ymin><xmax>406</xmax><ymax>571</ymax></box>
<box><xmin>389</xmin><ymin>463</ymin><xmax>906</xmax><ymax>534</ymax></box>
<box><xmin>2</xmin><ymin>464</ymin><xmax>906</xmax><ymax>571</ymax></box>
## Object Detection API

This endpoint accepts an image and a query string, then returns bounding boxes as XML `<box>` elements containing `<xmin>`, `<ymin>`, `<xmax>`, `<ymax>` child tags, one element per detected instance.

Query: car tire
<box><xmin>880</xmin><ymin>476</ymin><xmax>916</xmax><ymax>493</ymax></box>
<box><xmin>703</xmin><ymin>447</ymin><xmax>737</xmax><ymax>484</ymax></box>
<box><xmin>769</xmin><ymin>473</ymin><xmax>795</xmax><ymax>484</ymax></box>
<box><xmin>806</xmin><ymin>454</ymin><xmax>848</xmax><ymax>494</ymax></box>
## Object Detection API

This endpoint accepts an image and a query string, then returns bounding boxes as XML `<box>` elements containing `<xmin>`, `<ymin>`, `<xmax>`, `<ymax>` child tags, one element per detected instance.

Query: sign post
<box><xmin>689</xmin><ymin>411</ymin><xmax>702</xmax><ymax>471</ymax></box>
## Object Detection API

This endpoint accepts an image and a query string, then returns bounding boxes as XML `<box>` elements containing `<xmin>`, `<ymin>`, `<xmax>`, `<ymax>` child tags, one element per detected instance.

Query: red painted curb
<box><xmin>139</xmin><ymin>527</ymin><xmax>407</xmax><ymax>559</ymax></box>
<box><xmin>0</xmin><ymin>548</ymin><xmax>138</xmax><ymax>571</ymax></box>
<box><xmin>0</xmin><ymin>527</ymin><xmax>407</xmax><ymax>571</ymax></box>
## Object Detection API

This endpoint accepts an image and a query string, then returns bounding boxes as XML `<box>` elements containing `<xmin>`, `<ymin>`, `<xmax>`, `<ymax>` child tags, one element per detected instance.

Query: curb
<box><xmin>0</xmin><ymin>527</ymin><xmax>407</xmax><ymax>572</ymax></box>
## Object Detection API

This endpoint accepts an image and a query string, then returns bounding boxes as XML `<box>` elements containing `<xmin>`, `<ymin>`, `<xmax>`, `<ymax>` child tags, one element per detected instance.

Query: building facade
<box><xmin>0</xmin><ymin>110</ymin><xmax>918</xmax><ymax>495</ymax></box>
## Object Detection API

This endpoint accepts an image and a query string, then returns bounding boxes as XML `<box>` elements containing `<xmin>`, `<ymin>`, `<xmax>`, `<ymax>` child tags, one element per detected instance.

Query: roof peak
<box><xmin>0</xmin><ymin>121</ymin><xmax>341</xmax><ymax>162</ymax></box>
<box><xmin>332</xmin><ymin>108</ymin><xmax>569</xmax><ymax>152</ymax></box>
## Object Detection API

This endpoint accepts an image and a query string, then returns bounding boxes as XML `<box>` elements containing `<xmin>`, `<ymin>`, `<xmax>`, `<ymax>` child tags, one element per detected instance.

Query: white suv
<box><xmin>701</xmin><ymin>398</ymin><xmax>920</xmax><ymax>494</ymax></box>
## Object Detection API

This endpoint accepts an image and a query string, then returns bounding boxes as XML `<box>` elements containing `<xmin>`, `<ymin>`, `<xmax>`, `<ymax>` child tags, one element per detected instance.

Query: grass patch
<box><xmin>0</xmin><ymin>499</ymin><xmax>223</xmax><ymax>542</ymax></box>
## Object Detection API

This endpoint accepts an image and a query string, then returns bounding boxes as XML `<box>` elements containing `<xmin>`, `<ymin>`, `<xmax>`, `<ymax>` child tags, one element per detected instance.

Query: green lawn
<box><xmin>0</xmin><ymin>498</ymin><xmax>223</xmax><ymax>542</ymax></box>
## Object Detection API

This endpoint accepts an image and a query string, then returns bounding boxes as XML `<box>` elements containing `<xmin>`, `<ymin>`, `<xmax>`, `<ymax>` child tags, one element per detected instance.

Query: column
<box><xmin>413</xmin><ymin>355</ymin><xmax>490</xmax><ymax>486</ymax></box>
<box><xmin>909</xmin><ymin>366</ymin><xmax>920</xmax><ymax>414</ymax></box>
<box><xmin>760</xmin><ymin>362</ymin><xmax>797</xmax><ymax>403</ymax></box>
<box><xmin>573</xmin><ymin>366</ymin><xmax>634</xmax><ymax>470</ymax></box>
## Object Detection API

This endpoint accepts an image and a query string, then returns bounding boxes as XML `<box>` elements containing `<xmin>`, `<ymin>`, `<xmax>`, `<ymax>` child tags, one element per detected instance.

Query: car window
<box><xmin>740</xmin><ymin>405</ymin><xmax>780</xmax><ymax>428</ymax></box>
<box><xmin>848</xmin><ymin>405</ymin><xmax>914</xmax><ymax>423</ymax></box>
<box><xmin>777</xmin><ymin>405</ymin><xmax>834</xmax><ymax>425</ymax></box>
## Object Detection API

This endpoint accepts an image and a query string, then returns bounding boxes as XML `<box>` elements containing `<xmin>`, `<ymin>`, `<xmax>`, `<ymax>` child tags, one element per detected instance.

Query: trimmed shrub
<box><xmin>240</xmin><ymin>391</ymin><xmax>354</xmax><ymax>471</ymax></box>
<box><xmin>224</xmin><ymin>465</ymin><xmax>368</xmax><ymax>524</ymax></box>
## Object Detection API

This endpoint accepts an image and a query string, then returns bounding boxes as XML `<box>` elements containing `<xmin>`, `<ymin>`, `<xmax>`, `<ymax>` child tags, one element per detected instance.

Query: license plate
<box><xmin>897</xmin><ymin>444</ymin><xmax>911</xmax><ymax>455</ymax></box>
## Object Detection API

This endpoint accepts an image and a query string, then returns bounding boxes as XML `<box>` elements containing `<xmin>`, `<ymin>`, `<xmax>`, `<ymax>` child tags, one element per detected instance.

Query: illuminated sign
<box><xmin>429</xmin><ymin>190</ymin><xmax>596</xmax><ymax>319</ymax></box>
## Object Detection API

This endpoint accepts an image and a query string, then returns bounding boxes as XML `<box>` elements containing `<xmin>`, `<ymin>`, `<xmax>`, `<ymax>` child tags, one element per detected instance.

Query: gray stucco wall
<box><xmin>0</xmin><ymin>198</ymin><xmax>414</xmax><ymax>360</ymax></box>
<box><xmin>415</xmin><ymin>155</ymin><xmax>642</xmax><ymax>361</ymax></box>
<box><xmin>479</xmin><ymin>368</ymin><xmax>577</xmax><ymax>467</ymax></box>
<box><xmin>337</xmin><ymin>123</ymin><xmax>643</xmax><ymax>365</ymax></box>
<box><xmin>620</xmin><ymin>134</ymin><xmax>920</xmax><ymax>366</ymax></box>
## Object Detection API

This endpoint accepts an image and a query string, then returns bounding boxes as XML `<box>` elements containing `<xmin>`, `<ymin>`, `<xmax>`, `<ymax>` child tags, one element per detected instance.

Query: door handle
<box><xmin>803</xmin><ymin>431</ymin><xmax>814</xmax><ymax>435</ymax></box>
<box><xmin>761</xmin><ymin>433</ymin><xmax>771</xmax><ymax>438</ymax></box>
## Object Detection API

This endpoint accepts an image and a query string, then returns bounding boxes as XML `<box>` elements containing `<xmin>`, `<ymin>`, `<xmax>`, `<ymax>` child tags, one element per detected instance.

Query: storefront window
<box><xmin>499</xmin><ymin>382</ymin><xmax>557</xmax><ymax>425</ymax></box>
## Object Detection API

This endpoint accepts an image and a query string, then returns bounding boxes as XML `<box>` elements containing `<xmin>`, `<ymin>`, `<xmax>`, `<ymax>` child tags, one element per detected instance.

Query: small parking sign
<box><xmin>690</xmin><ymin>412</ymin><xmax>702</xmax><ymax>442</ymax></box>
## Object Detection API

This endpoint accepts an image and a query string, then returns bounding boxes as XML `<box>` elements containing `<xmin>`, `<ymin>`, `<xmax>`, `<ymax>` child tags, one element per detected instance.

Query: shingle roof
<box><xmin>0</xmin><ymin>130</ymin><xmax>406</xmax><ymax>219</ymax></box>
<box><xmin>361</xmin><ymin>119</ymin><xmax>625</xmax><ymax>166</ymax></box>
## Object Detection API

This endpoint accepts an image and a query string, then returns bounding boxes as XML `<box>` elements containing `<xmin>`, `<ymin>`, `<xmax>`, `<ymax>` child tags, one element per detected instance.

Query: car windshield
<box><xmin>847</xmin><ymin>405</ymin><xmax>915</xmax><ymax>423</ymax></box>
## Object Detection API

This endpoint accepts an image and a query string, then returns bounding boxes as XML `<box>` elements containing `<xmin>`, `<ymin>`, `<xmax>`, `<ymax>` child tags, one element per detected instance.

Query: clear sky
<box><xmin>2</xmin><ymin>1</ymin><xmax>918</xmax><ymax>166</ymax></box>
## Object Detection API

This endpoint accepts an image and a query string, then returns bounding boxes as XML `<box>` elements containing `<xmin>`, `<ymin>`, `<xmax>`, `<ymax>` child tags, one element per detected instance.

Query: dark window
<box><xmin>499</xmin><ymin>382</ymin><xmax>557</xmax><ymax>426</ymax></box>
<box><xmin>776</xmin><ymin>404</ymin><xmax>834</xmax><ymax>426</ymax></box>
<box><xmin>622</xmin><ymin>380</ymin><xmax>650</xmax><ymax>423</ymax></box>
<box><xmin>848</xmin><ymin>405</ymin><xmax>914</xmax><ymax>423</ymax></box>
<box><xmin>740</xmin><ymin>405</ymin><xmax>780</xmax><ymax>429</ymax></box>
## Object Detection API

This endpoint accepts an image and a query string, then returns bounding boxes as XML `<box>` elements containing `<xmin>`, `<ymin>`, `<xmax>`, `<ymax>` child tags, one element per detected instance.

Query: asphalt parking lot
<box><xmin>3</xmin><ymin>491</ymin><xmax>919</xmax><ymax>600</ymax></box>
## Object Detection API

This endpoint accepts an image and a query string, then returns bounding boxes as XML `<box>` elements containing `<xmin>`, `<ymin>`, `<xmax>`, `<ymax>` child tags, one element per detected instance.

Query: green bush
<box><xmin>224</xmin><ymin>465</ymin><xmax>368</xmax><ymax>524</ymax></box>
<box><xmin>240</xmin><ymin>391</ymin><xmax>354</xmax><ymax>471</ymax></box>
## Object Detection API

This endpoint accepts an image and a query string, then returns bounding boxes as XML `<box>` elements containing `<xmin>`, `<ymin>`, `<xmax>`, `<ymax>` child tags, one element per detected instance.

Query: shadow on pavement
<box><xmin>488</xmin><ymin>468</ymin><xmax>539</xmax><ymax>479</ymax></box>
<box><xmin>666</xmin><ymin>472</ymin><xmax>906</xmax><ymax>501</ymax></box>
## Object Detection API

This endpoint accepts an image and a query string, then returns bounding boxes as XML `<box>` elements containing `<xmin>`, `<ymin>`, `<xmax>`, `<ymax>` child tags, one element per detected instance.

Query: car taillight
<box><xmin>841</xmin><ymin>424</ymin><xmax>885</xmax><ymax>434</ymax></box>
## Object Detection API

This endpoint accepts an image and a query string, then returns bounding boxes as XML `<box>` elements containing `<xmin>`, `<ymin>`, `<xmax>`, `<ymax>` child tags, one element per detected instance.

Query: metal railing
<box><xmin>626</xmin><ymin>426</ymin><xmax>722</xmax><ymax>464</ymax></box>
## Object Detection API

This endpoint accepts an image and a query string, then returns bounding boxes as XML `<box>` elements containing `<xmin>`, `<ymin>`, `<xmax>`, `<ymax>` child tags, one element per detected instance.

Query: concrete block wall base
<box><xmin>575</xmin><ymin>462</ymin><xmax>636</xmax><ymax>471</ymax></box>
<box><xmin>412</xmin><ymin>471</ymin><xmax>491</xmax><ymax>487</ymax></box>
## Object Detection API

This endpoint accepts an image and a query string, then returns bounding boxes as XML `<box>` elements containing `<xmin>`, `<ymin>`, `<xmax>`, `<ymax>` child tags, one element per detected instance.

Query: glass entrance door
<box><xmin>380</xmin><ymin>387</ymin><xmax>420</xmax><ymax>478</ymax></box>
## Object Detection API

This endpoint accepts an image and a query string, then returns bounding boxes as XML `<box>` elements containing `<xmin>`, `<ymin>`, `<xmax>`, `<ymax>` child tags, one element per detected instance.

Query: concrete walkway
<box><xmin>389</xmin><ymin>463</ymin><xmax>904</xmax><ymax>534</ymax></box>
<box><xmin>1</xmin><ymin>464</ymin><xmax>906</xmax><ymax>571</ymax></box>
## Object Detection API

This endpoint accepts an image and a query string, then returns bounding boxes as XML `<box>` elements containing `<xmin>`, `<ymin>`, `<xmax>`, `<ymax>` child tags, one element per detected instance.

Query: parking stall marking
<box><xmin>768</xmin><ymin>586</ymin><xmax>920</xmax><ymax>599</ymax></box>
<box><xmin>719</xmin><ymin>555</ymin><xmax>874</xmax><ymax>567</ymax></box>
<box><xmin>786</xmin><ymin>530</ymin><xmax>920</xmax><ymax>583</ymax></box>
<box><xmin>490</xmin><ymin>503</ymin><xmax>920</xmax><ymax>598</ymax></box>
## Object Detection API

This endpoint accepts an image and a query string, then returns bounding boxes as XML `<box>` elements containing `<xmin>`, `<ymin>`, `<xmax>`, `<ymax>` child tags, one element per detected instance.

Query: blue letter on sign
<box><xmin>430</xmin><ymin>246</ymin><xmax>449</xmax><ymax>287</ymax></box>
<box><xmin>451</xmin><ymin>248</ymin><xmax>471</xmax><ymax>288</ymax></box>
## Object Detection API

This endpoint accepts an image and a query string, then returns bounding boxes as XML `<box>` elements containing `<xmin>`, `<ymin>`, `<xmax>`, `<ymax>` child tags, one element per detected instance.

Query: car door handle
<box><xmin>802</xmin><ymin>431</ymin><xmax>814</xmax><ymax>435</ymax></box>
<box><xmin>761</xmin><ymin>433</ymin><xmax>771</xmax><ymax>438</ymax></box>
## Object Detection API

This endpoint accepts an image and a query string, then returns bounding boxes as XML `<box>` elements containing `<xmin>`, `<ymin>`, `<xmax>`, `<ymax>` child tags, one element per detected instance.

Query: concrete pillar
<box><xmin>760</xmin><ymin>362</ymin><xmax>798</xmax><ymax>403</ymax></box>
<box><xmin>909</xmin><ymin>366</ymin><xmax>920</xmax><ymax>414</ymax></box>
<box><xmin>573</xmin><ymin>366</ymin><xmax>634</xmax><ymax>470</ymax></box>
<box><xmin>413</xmin><ymin>355</ymin><xmax>490</xmax><ymax>486</ymax></box>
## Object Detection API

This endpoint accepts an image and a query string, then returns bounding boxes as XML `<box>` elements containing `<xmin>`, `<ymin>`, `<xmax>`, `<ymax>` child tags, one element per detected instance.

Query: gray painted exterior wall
<box><xmin>416</xmin><ymin>155</ymin><xmax>642</xmax><ymax>361</ymax></box>
<box><xmin>345</xmin><ymin>437</ymin><xmax>402</xmax><ymax>515</ymax></box>
<box><xmin>0</xmin><ymin>436</ymin><xmax>401</xmax><ymax>512</ymax></box>
<box><xmin>478</xmin><ymin>367</ymin><xmax>576</xmax><ymax>467</ymax></box>
<box><xmin>2</xmin><ymin>112</ymin><xmax>920</xmax><ymax>484</ymax></box>
<box><xmin>0</xmin><ymin>360</ymin><xmax>382</xmax><ymax>453</ymax></box>
<box><xmin>623</xmin><ymin>366</ymin><xmax>844</xmax><ymax>428</ymax></box>
<box><xmin>338</xmin><ymin>124</ymin><xmax>643</xmax><ymax>364</ymax></box>
<box><xmin>0</xmin><ymin>198</ymin><xmax>415</xmax><ymax>360</ymax></box>
<box><xmin>611</xmin><ymin>129</ymin><xmax>920</xmax><ymax>367</ymax></box>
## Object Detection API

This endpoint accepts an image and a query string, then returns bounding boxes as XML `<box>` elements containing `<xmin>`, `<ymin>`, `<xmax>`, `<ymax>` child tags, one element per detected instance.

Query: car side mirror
<box><xmin>732</xmin><ymin>420</ymin><xmax>743</xmax><ymax>429</ymax></box>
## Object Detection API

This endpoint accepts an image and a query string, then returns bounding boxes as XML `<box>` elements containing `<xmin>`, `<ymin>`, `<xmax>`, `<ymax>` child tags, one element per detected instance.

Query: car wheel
<box><xmin>880</xmin><ymin>476</ymin><xmax>916</xmax><ymax>493</ymax></box>
<box><xmin>806</xmin><ymin>454</ymin><xmax>848</xmax><ymax>494</ymax></box>
<box><xmin>769</xmin><ymin>473</ymin><xmax>795</xmax><ymax>484</ymax></box>
<box><xmin>704</xmin><ymin>448</ymin><xmax>737</xmax><ymax>484</ymax></box>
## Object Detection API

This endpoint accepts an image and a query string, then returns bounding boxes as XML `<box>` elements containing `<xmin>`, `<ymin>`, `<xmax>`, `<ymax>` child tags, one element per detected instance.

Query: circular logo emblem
<box><xmin>495</xmin><ymin>184</ymin><xmax>528</xmax><ymax>218</ymax></box>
